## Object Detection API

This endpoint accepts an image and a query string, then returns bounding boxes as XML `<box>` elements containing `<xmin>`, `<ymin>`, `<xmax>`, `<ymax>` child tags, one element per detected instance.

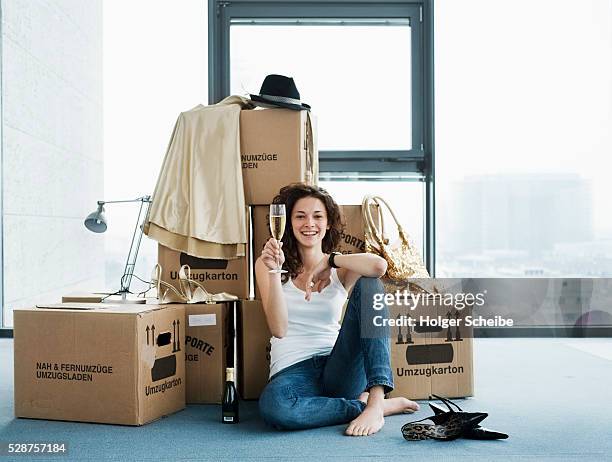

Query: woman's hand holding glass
<box><xmin>262</xmin><ymin>238</ymin><xmax>286</xmax><ymax>273</ymax></box>
<box><xmin>268</xmin><ymin>204</ymin><xmax>288</xmax><ymax>273</ymax></box>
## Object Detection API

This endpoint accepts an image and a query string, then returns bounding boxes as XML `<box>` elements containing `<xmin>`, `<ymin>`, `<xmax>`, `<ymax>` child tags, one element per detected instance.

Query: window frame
<box><xmin>208</xmin><ymin>0</ymin><xmax>435</xmax><ymax>274</ymax></box>
<box><xmin>0</xmin><ymin>6</ymin><xmax>4</xmax><ymax>331</ymax></box>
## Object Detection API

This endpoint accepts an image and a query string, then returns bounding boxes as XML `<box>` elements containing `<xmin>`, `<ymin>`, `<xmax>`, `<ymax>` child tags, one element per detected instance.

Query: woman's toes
<box><xmin>407</xmin><ymin>399</ymin><xmax>420</xmax><ymax>411</ymax></box>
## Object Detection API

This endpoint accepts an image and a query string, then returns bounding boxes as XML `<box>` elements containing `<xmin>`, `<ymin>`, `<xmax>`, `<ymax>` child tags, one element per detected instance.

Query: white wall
<box><xmin>2</xmin><ymin>0</ymin><xmax>104</xmax><ymax>326</ymax></box>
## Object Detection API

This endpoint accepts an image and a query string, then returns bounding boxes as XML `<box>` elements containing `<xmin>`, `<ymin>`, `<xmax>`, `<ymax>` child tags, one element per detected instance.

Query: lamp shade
<box><xmin>84</xmin><ymin>204</ymin><xmax>107</xmax><ymax>233</ymax></box>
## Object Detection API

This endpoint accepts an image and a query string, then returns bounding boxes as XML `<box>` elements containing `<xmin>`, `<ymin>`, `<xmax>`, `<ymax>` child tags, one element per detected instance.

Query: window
<box><xmin>435</xmin><ymin>0</ymin><xmax>612</xmax><ymax>278</ymax></box>
<box><xmin>230</xmin><ymin>21</ymin><xmax>413</xmax><ymax>150</ymax></box>
<box><xmin>103</xmin><ymin>0</ymin><xmax>208</xmax><ymax>299</ymax></box>
<box><xmin>210</xmin><ymin>0</ymin><xmax>435</xmax><ymax>269</ymax></box>
<box><xmin>319</xmin><ymin>180</ymin><xmax>425</xmax><ymax>254</ymax></box>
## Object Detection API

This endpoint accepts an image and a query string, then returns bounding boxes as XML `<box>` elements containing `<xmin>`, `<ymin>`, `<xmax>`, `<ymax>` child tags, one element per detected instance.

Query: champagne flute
<box><xmin>269</xmin><ymin>204</ymin><xmax>287</xmax><ymax>274</ymax></box>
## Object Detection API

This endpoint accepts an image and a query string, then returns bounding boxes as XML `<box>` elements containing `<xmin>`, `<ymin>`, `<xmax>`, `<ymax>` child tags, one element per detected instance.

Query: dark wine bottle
<box><xmin>222</xmin><ymin>367</ymin><xmax>239</xmax><ymax>423</ymax></box>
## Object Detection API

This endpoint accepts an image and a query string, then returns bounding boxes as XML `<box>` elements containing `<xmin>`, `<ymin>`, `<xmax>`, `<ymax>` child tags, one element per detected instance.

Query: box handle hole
<box><xmin>156</xmin><ymin>332</ymin><xmax>171</xmax><ymax>346</ymax></box>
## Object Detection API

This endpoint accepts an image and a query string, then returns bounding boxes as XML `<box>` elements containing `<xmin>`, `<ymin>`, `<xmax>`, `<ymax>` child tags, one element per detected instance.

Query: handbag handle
<box><xmin>362</xmin><ymin>195</ymin><xmax>384</xmax><ymax>250</ymax></box>
<box><xmin>362</xmin><ymin>195</ymin><xmax>409</xmax><ymax>248</ymax></box>
<box><xmin>304</xmin><ymin>113</ymin><xmax>317</xmax><ymax>183</ymax></box>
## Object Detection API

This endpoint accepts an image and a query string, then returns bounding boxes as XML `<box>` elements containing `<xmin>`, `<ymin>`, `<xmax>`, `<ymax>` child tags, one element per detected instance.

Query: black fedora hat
<box><xmin>250</xmin><ymin>74</ymin><xmax>311</xmax><ymax>111</ymax></box>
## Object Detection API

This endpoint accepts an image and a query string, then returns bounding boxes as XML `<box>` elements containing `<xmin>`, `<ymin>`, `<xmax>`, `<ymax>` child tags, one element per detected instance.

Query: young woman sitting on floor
<box><xmin>256</xmin><ymin>183</ymin><xmax>419</xmax><ymax>436</ymax></box>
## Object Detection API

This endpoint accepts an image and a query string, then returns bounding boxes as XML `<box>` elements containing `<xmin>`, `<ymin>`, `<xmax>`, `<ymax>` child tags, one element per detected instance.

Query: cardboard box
<box><xmin>184</xmin><ymin>303</ymin><xmax>230</xmax><ymax>404</ymax></box>
<box><xmin>388</xmin><ymin>295</ymin><xmax>474</xmax><ymax>400</ymax></box>
<box><xmin>158</xmin><ymin>244</ymin><xmax>249</xmax><ymax>299</ymax></box>
<box><xmin>240</xmin><ymin>108</ymin><xmax>318</xmax><ymax>205</ymax></box>
<box><xmin>13</xmin><ymin>303</ymin><xmax>185</xmax><ymax>425</ymax></box>
<box><xmin>337</xmin><ymin>205</ymin><xmax>379</xmax><ymax>255</ymax></box>
<box><xmin>237</xmin><ymin>300</ymin><xmax>271</xmax><ymax>400</ymax></box>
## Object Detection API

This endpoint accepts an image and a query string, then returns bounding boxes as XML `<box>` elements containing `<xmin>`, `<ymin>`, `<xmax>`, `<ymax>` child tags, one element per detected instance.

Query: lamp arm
<box><xmin>119</xmin><ymin>196</ymin><xmax>152</xmax><ymax>297</ymax></box>
<box><xmin>100</xmin><ymin>196</ymin><xmax>152</xmax><ymax>206</ymax></box>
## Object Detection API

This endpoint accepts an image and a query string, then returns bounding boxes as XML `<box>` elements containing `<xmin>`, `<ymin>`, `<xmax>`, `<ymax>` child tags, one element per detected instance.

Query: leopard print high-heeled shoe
<box><xmin>401</xmin><ymin>411</ymin><xmax>488</xmax><ymax>441</ymax></box>
<box><xmin>428</xmin><ymin>397</ymin><xmax>508</xmax><ymax>440</ymax></box>
<box><xmin>402</xmin><ymin>395</ymin><xmax>488</xmax><ymax>441</ymax></box>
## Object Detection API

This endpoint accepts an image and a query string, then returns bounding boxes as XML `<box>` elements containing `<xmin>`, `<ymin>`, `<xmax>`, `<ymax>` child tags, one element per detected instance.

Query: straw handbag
<box><xmin>362</xmin><ymin>195</ymin><xmax>430</xmax><ymax>289</ymax></box>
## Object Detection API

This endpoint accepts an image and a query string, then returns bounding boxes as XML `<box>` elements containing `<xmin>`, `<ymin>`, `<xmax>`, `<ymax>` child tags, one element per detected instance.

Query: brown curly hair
<box><xmin>272</xmin><ymin>183</ymin><xmax>343</xmax><ymax>283</ymax></box>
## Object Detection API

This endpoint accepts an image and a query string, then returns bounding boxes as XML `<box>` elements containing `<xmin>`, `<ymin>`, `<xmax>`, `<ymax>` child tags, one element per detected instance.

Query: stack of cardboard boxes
<box><xmin>13</xmin><ymin>106</ymin><xmax>473</xmax><ymax>426</ymax></box>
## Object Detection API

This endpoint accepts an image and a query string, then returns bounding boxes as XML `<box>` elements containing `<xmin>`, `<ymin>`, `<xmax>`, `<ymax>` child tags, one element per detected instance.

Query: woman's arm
<box><xmin>334</xmin><ymin>253</ymin><xmax>387</xmax><ymax>278</ymax></box>
<box><xmin>304</xmin><ymin>253</ymin><xmax>387</xmax><ymax>300</ymax></box>
<box><xmin>255</xmin><ymin>239</ymin><xmax>289</xmax><ymax>338</ymax></box>
<box><xmin>335</xmin><ymin>253</ymin><xmax>387</xmax><ymax>291</ymax></box>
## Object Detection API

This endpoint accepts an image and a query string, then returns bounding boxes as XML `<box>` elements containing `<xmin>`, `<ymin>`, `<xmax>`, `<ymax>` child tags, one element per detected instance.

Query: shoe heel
<box><xmin>179</xmin><ymin>264</ymin><xmax>214</xmax><ymax>303</ymax></box>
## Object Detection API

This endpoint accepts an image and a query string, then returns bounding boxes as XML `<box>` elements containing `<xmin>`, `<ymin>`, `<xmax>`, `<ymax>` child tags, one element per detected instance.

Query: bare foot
<box><xmin>384</xmin><ymin>397</ymin><xmax>419</xmax><ymax>415</ymax></box>
<box><xmin>358</xmin><ymin>392</ymin><xmax>420</xmax><ymax>416</ymax></box>
<box><xmin>345</xmin><ymin>401</ymin><xmax>385</xmax><ymax>437</ymax></box>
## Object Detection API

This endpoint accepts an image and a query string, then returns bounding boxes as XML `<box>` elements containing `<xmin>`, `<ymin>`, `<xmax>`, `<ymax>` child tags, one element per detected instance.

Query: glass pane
<box><xmin>319</xmin><ymin>181</ymin><xmax>424</xmax><ymax>256</ymax></box>
<box><xmin>103</xmin><ymin>1</ymin><xmax>207</xmax><ymax>298</ymax></box>
<box><xmin>435</xmin><ymin>0</ymin><xmax>612</xmax><ymax>279</ymax></box>
<box><xmin>231</xmin><ymin>23</ymin><xmax>412</xmax><ymax>150</ymax></box>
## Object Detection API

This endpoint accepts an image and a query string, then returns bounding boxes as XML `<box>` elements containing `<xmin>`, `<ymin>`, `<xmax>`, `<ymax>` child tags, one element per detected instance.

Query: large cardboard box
<box><xmin>388</xmin><ymin>295</ymin><xmax>474</xmax><ymax>400</ymax></box>
<box><xmin>158</xmin><ymin>244</ymin><xmax>249</xmax><ymax>299</ymax></box>
<box><xmin>237</xmin><ymin>300</ymin><xmax>271</xmax><ymax>400</ymax></box>
<box><xmin>13</xmin><ymin>303</ymin><xmax>185</xmax><ymax>425</ymax></box>
<box><xmin>337</xmin><ymin>205</ymin><xmax>379</xmax><ymax>255</ymax></box>
<box><xmin>184</xmin><ymin>303</ymin><xmax>230</xmax><ymax>404</ymax></box>
<box><xmin>240</xmin><ymin>108</ymin><xmax>318</xmax><ymax>205</ymax></box>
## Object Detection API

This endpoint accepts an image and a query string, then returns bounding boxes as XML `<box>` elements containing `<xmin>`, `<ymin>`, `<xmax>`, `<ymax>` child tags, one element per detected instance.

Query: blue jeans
<box><xmin>259</xmin><ymin>277</ymin><xmax>394</xmax><ymax>430</ymax></box>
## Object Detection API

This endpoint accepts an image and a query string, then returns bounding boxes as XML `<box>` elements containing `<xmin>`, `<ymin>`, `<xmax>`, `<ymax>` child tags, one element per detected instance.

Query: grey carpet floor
<box><xmin>1</xmin><ymin>337</ymin><xmax>611</xmax><ymax>461</ymax></box>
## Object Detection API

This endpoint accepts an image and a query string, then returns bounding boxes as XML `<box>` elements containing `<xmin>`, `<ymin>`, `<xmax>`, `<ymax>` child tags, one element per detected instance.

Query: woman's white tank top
<box><xmin>269</xmin><ymin>268</ymin><xmax>348</xmax><ymax>377</ymax></box>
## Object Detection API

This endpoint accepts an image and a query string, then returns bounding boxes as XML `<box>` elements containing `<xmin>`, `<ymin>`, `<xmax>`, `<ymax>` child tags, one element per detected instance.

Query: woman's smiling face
<box><xmin>291</xmin><ymin>196</ymin><xmax>329</xmax><ymax>249</ymax></box>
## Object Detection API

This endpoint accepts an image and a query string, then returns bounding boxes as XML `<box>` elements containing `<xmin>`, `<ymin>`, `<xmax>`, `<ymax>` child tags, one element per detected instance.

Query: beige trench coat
<box><xmin>145</xmin><ymin>96</ymin><xmax>253</xmax><ymax>259</ymax></box>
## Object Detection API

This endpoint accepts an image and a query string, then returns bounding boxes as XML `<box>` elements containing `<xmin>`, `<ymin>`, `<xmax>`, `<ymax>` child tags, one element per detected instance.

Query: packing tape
<box><xmin>142</xmin><ymin>345</ymin><xmax>156</xmax><ymax>369</ymax></box>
